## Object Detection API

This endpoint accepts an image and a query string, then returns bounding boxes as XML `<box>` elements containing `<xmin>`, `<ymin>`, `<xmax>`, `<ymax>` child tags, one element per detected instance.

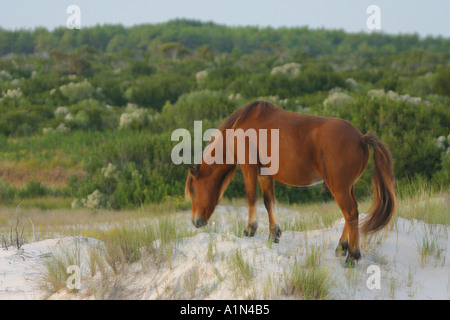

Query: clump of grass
<box><xmin>263</xmin><ymin>274</ymin><xmax>281</xmax><ymax>299</ymax></box>
<box><xmin>285</xmin><ymin>245</ymin><xmax>332</xmax><ymax>300</ymax></box>
<box><xmin>213</xmin><ymin>266</ymin><xmax>224</xmax><ymax>282</ymax></box>
<box><xmin>396</xmin><ymin>175</ymin><xmax>435</xmax><ymax>200</ymax></box>
<box><xmin>389</xmin><ymin>278</ymin><xmax>397</xmax><ymax>299</ymax></box>
<box><xmin>279</xmin><ymin>203</ymin><xmax>343</xmax><ymax>233</ymax></box>
<box><xmin>41</xmin><ymin>216</ymin><xmax>194</xmax><ymax>295</ymax></box>
<box><xmin>227</xmin><ymin>248</ymin><xmax>254</xmax><ymax>289</ymax></box>
<box><xmin>183</xmin><ymin>263</ymin><xmax>201</xmax><ymax>298</ymax></box>
<box><xmin>395</xmin><ymin>180</ymin><xmax>449</xmax><ymax>225</ymax></box>
<box><xmin>417</xmin><ymin>231</ymin><xmax>446</xmax><ymax>267</ymax></box>
<box><xmin>41</xmin><ymin>240</ymin><xmax>82</xmax><ymax>293</ymax></box>
<box><xmin>206</xmin><ymin>235</ymin><xmax>217</xmax><ymax>262</ymax></box>
<box><xmin>100</xmin><ymin>216</ymin><xmax>193</xmax><ymax>273</ymax></box>
<box><xmin>0</xmin><ymin>203</ymin><xmax>26</xmax><ymax>250</ymax></box>
<box><xmin>231</xmin><ymin>216</ymin><xmax>247</xmax><ymax>238</ymax></box>
<box><xmin>102</xmin><ymin>225</ymin><xmax>142</xmax><ymax>273</ymax></box>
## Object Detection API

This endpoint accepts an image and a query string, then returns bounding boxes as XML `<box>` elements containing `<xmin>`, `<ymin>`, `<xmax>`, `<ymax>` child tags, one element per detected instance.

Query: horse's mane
<box><xmin>217</xmin><ymin>100</ymin><xmax>277</xmax><ymax>132</ymax></box>
<box><xmin>185</xmin><ymin>100</ymin><xmax>277</xmax><ymax>200</ymax></box>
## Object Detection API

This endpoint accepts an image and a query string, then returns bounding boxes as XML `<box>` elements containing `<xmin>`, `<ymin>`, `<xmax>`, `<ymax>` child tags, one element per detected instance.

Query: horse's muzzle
<box><xmin>192</xmin><ymin>216</ymin><xmax>207</xmax><ymax>228</ymax></box>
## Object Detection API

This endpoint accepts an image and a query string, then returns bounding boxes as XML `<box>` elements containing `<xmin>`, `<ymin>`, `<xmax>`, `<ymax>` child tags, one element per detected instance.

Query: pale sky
<box><xmin>0</xmin><ymin>0</ymin><xmax>449</xmax><ymax>37</ymax></box>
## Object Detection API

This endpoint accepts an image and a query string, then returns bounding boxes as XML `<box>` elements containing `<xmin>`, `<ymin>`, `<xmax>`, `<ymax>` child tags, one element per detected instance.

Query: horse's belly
<box><xmin>272</xmin><ymin>168</ymin><xmax>323</xmax><ymax>188</ymax></box>
<box><xmin>297</xmin><ymin>179</ymin><xmax>324</xmax><ymax>187</ymax></box>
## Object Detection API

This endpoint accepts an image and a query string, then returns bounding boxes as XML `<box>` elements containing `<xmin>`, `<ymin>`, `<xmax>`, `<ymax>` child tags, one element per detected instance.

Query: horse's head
<box><xmin>185</xmin><ymin>164</ymin><xmax>216</xmax><ymax>228</ymax></box>
<box><xmin>185</xmin><ymin>163</ymin><xmax>236</xmax><ymax>228</ymax></box>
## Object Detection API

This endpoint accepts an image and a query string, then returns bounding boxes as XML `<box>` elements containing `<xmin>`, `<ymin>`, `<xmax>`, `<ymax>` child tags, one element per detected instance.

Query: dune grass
<box><xmin>2</xmin><ymin>182</ymin><xmax>447</xmax><ymax>298</ymax></box>
<box><xmin>40</xmin><ymin>238</ymin><xmax>83</xmax><ymax>293</ymax></box>
<box><xmin>227</xmin><ymin>248</ymin><xmax>254</xmax><ymax>289</ymax></box>
<box><xmin>284</xmin><ymin>245</ymin><xmax>332</xmax><ymax>300</ymax></box>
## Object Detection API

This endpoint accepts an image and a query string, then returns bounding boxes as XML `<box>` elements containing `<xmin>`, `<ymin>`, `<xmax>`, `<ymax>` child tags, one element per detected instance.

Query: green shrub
<box><xmin>59</xmin><ymin>79</ymin><xmax>95</xmax><ymax>104</ymax></box>
<box><xmin>0</xmin><ymin>180</ymin><xmax>15</xmax><ymax>202</ymax></box>
<box><xmin>17</xmin><ymin>180</ymin><xmax>49</xmax><ymax>198</ymax></box>
<box><xmin>69</xmin><ymin>130</ymin><xmax>186</xmax><ymax>209</ymax></box>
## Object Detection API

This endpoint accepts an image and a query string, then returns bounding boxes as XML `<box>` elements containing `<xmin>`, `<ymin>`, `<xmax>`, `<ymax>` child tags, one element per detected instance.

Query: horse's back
<box><xmin>241</xmin><ymin>103</ymin><xmax>368</xmax><ymax>187</ymax></box>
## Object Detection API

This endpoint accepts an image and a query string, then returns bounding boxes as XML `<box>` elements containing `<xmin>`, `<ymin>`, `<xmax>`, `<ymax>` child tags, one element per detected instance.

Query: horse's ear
<box><xmin>188</xmin><ymin>165</ymin><xmax>200</xmax><ymax>178</ymax></box>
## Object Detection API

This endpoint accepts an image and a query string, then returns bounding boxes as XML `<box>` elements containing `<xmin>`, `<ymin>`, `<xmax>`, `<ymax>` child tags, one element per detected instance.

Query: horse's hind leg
<box><xmin>241</xmin><ymin>165</ymin><xmax>258</xmax><ymax>237</ymax></box>
<box><xmin>330</xmin><ymin>187</ymin><xmax>361</xmax><ymax>264</ymax></box>
<box><xmin>258</xmin><ymin>175</ymin><xmax>282</xmax><ymax>243</ymax></box>
<box><xmin>335</xmin><ymin>186</ymin><xmax>356</xmax><ymax>257</ymax></box>
<box><xmin>336</xmin><ymin>223</ymin><xmax>349</xmax><ymax>257</ymax></box>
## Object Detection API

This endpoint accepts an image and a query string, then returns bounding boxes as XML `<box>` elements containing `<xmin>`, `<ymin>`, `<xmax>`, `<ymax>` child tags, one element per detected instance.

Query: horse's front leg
<box><xmin>242</xmin><ymin>165</ymin><xmax>258</xmax><ymax>237</ymax></box>
<box><xmin>258</xmin><ymin>175</ymin><xmax>282</xmax><ymax>243</ymax></box>
<box><xmin>335</xmin><ymin>222</ymin><xmax>349</xmax><ymax>257</ymax></box>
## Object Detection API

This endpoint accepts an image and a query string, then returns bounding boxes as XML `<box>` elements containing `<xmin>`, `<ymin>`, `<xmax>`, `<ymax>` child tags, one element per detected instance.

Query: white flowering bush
<box><xmin>196</xmin><ymin>70</ymin><xmax>208</xmax><ymax>83</ymax></box>
<box><xmin>368</xmin><ymin>89</ymin><xmax>425</xmax><ymax>106</ymax></box>
<box><xmin>119</xmin><ymin>103</ymin><xmax>156</xmax><ymax>129</ymax></box>
<box><xmin>59</xmin><ymin>79</ymin><xmax>95</xmax><ymax>103</ymax></box>
<box><xmin>11</xmin><ymin>79</ymin><xmax>20</xmax><ymax>87</ymax></box>
<box><xmin>71</xmin><ymin>198</ymin><xmax>84</xmax><ymax>209</ymax></box>
<box><xmin>436</xmin><ymin>134</ymin><xmax>450</xmax><ymax>154</ymax></box>
<box><xmin>64</xmin><ymin>113</ymin><xmax>74</xmax><ymax>122</ymax></box>
<box><xmin>228</xmin><ymin>93</ymin><xmax>242</xmax><ymax>101</ymax></box>
<box><xmin>42</xmin><ymin>123</ymin><xmax>70</xmax><ymax>134</ymax></box>
<box><xmin>323</xmin><ymin>92</ymin><xmax>353</xmax><ymax>108</ymax></box>
<box><xmin>57</xmin><ymin>99</ymin><xmax>117</xmax><ymax>132</ymax></box>
<box><xmin>367</xmin><ymin>89</ymin><xmax>386</xmax><ymax>99</ymax></box>
<box><xmin>54</xmin><ymin>106</ymin><xmax>69</xmax><ymax>117</ymax></box>
<box><xmin>256</xmin><ymin>95</ymin><xmax>288</xmax><ymax>106</ymax></box>
<box><xmin>345</xmin><ymin>78</ymin><xmax>359</xmax><ymax>90</ymax></box>
<box><xmin>271</xmin><ymin>62</ymin><xmax>301</xmax><ymax>77</ymax></box>
<box><xmin>56</xmin><ymin>123</ymin><xmax>70</xmax><ymax>133</ymax></box>
<box><xmin>0</xmin><ymin>70</ymin><xmax>12</xmax><ymax>81</ymax></box>
<box><xmin>71</xmin><ymin>189</ymin><xmax>110</xmax><ymax>210</ymax></box>
<box><xmin>119</xmin><ymin>113</ymin><xmax>133</xmax><ymax>129</ymax></box>
<box><xmin>101</xmin><ymin>163</ymin><xmax>118</xmax><ymax>179</ymax></box>
<box><xmin>70</xmin><ymin>159</ymin><xmax>151</xmax><ymax>210</ymax></box>
<box><xmin>2</xmin><ymin>88</ymin><xmax>23</xmax><ymax>99</ymax></box>
<box><xmin>432</xmin><ymin>134</ymin><xmax>450</xmax><ymax>186</ymax></box>
<box><xmin>42</xmin><ymin>127</ymin><xmax>53</xmax><ymax>135</ymax></box>
<box><xmin>85</xmin><ymin>190</ymin><xmax>109</xmax><ymax>209</ymax></box>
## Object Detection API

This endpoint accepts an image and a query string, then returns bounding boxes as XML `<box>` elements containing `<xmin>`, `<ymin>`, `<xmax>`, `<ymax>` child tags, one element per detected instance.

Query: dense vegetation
<box><xmin>0</xmin><ymin>19</ymin><xmax>448</xmax><ymax>209</ymax></box>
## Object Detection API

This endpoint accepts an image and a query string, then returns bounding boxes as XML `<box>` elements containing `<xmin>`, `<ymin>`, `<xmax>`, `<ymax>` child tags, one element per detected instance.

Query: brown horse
<box><xmin>185</xmin><ymin>101</ymin><xmax>396</xmax><ymax>263</ymax></box>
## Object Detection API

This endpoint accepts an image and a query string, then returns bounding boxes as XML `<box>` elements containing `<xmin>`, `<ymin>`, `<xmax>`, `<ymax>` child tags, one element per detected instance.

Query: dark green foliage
<box><xmin>127</xmin><ymin>73</ymin><xmax>194</xmax><ymax>110</ymax></box>
<box><xmin>0</xmin><ymin>20</ymin><xmax>448</xmax><ymax>208</ymax></box>
<box><xmin>433</xmin><ymin>67</ymin><xmax>450</xmax><ymax>97</ymax></box>
<box><xmin>17</xmin><ymin>180</ymin><xmax>49</xmax><ymax>198</ymax></box>
<box><xmin>68</xmin><ymin>131</ymin><xmax>186</xmax><ymax>208</ymax></box>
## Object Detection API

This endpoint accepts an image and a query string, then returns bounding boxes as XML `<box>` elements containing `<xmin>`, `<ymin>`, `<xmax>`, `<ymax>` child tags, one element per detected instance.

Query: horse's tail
<box><xmin>360</xmin><ymin>132</ymin><xmax>397</xmax><ymax>234</ymax></box>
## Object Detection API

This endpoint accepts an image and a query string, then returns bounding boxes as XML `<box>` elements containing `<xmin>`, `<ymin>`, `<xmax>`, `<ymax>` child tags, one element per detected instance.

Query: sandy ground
<box><xmin>1</xmin><ymin>205</ymin><xmax>449</xmax><ymax>300</ymax></box>
<box><xmin>0</xmin><ymin>238</ymin><xmax>58</xmax><ymax>299</ymax></box>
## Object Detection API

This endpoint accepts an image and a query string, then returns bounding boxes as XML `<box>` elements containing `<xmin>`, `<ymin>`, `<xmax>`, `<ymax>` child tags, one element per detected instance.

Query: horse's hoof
<box><xmin>344</xmin><ymin>249</ymin><xmax>361</xmax><ymax>267</ymax></box>
<box><xmin>335</xmin><ymin>242</ymin><xmax>348</xmax><ymax>257</ymax></box>
<box><xmin>243</xmin><ymin>221</ymin><xmax>258</xmax><ymax>237</ymax></box>
<box><xmin>243</xmin><ymin>229</ymin><xmax>255</xmax><ymax>237</ymax></box>
<box><xmin>268</xmin><ymin>234</ymin><xmax>279</xmax><ymax>243</ymax></box>
<box><xmin>269</xmin><ymin>224</ymin><xmax>282</xmax><ymax>243</ymax></box>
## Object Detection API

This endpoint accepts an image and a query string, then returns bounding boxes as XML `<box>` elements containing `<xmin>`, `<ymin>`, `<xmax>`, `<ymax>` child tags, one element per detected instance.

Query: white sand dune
<box><xmin>1</xmin><ymin>207</ymin><xmax>448</xmax><ymax>300</ymax></box>
<box><xmin>0</xmin><ymin>238</ymin><xmax>59</xmax><ymax>299</ymax></box>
